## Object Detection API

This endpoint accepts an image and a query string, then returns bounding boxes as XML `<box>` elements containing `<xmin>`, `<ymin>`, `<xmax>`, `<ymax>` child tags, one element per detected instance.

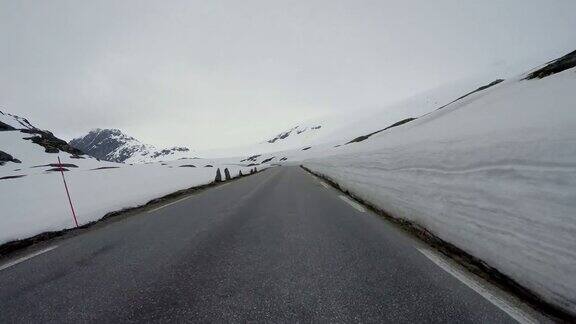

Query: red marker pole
<box><xmin>58</xmin><ymin>156</ymin><xmax>79</xmax><ymax>227</ymax></box>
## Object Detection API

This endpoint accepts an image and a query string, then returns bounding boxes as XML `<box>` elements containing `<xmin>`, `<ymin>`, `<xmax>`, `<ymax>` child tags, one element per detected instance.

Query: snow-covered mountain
<box><xmin>1</xmin><ymin>110</ymin><xmax>265</xmax><ymax>245</ymax></box>
<box><xmin>265</xmin><ymin>124</ymin><xmax>323</xmax><ymax>144</ymax></box>
<box><xmin>2</xmin><ymin>48</ymin><xmax>575</xmax><ymax>316</ymax></box>
<box><xmin>1</xmin><ymin>110</ymin><xmax>125</xmax><ymax>182</ymax></box>
<box><xmin>198</xmin><ymin>72</ymin><xmax>506</xmax><ymax>160</ymax></box>
<box><xmin>1</xmin><ymin>110</ymin><xmax>88</xmax><ymax>168</ymax></box>
<box><xmin>69</xmin><ymin>129</ymin><xmax>192</xmax><ymax>164</ymax></box>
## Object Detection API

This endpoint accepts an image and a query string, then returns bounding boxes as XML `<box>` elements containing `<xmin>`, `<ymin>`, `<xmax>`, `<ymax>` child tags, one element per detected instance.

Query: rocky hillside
<box><xmin>0</xmin><ymin>110</ymin><xmax>84</xmax><ymax>158</ymax></box>
<box><xmin>266</xmin><ymin>125</ymin><xmax>322</xmax><ymax>144</ymax></box>
<box><xmin>69</xmin><ymin>129</ymin><xmax>192</xmax><ymax>164</ymax></box>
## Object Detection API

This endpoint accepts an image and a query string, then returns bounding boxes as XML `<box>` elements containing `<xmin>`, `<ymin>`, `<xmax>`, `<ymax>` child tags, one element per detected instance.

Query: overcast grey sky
<box><xmin>1</xmin><ymin>0</ymin><xmax>575</xmax><ymax>149</ymax></box>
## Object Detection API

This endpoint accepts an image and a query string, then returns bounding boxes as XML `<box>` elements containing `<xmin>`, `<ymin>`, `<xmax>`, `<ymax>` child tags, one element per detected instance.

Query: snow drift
<box><xmin>0</xmin><ymin>112</ymin><xmax>267</xmax><ymax>246</ymax></box>
<box><xmin>303</xmin><ymin>57</ymin><xmax>576</xmax><ymax>314</ymax></box>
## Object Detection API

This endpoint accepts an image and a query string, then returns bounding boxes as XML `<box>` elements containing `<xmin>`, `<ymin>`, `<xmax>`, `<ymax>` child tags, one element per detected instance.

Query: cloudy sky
<box><xmin>1</xmin><ymin>0</ymin><xmax>575</xmax><ymax>150</ymax></box>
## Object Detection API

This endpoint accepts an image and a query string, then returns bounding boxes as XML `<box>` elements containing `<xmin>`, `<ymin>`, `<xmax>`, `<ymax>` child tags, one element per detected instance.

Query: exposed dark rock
<box><xmin>69</xmin><ymin>155</ymin><xmax>85</xmax><ymax>159</ymax></box>
<box><xmin>69</xmin><ymin>129</ymin><xmax>140</xmax><ymax>162</ymax></box>
<box><xmin>0</xmin><ymin>110</ymin><xmax>34</xmax><ymax>131</ymax></box>
<box><xmin>345</xmin><ymin>78</ymin><xmax>510</xmax><ymax>145</ymax></box>
<box><xmin>46</xmin><ymin>167</ymin><xmax>69</xmax><ymax>172</ymax></box>
<box><xmin>0</xmin><ymin>150</ymin><xmax>21</xmax><ymax>165</ymax></box>
<box><xmin>0</xmin><ymin>175</ymin><xmax>26</xmax><ymax>180</ymax></box>
<box><xmin>0</xmin><ymin>121</ymin><xmax>16</xmax><ymax>131</ymax></box>
<box><xmin>246</xmin><ymin>163</ymin><xmax>259</xmax><ymax>167</ymax></box>
<box><xmin>240</xmin><ymin>154</ymin><xmax>261</xmax><ymax>162</ymax></box>
<box><xmin>347</xmin><ymin>117</ymin><xmax>417</xmax><ymax>144</ymax></box>
<box><xmin>435</xmin><ymin>79</ymin><xmax>505</xmax><ymax>111</ymax></box>
<box><xmin>179</xmin><ymin>164</ymin><xmax>196</xmax><ymax>168</ymax></box>
<box><xmin>215</xmin><ymin>168</ymin><xmax>222</xmax><ymax>182</ymax></box>
<box><xmin>69</xmin><ymin>128</ymin><xmax>191</xmax><ymax>163</ymax></box>
<box><xmin>224</xmin><ymin>168</ymin><xmax>231</xmax><ymax>180</ymax></box>
<box><xmin>525</xmin><ymin>49</ymin><xmax>576</xmax><ymax>80</ymax></box>
<box><xmin>260</xmin><ymin>157</ymin><xmax>275</xmax><ymax>163</ymax></box>
<box><xmin>339</xmin><ymin>78</ymin><xmax>503</xmax><ymax>148</ymax></box>
<box><xmin>302</xmin><ymin>146</ymin><xmax>311</xmax><ymax>151</ymax></box>
<box><xmin>151</xmin><ymin>147</ymin><xmax>189</xmax><ymax>159</ymax></box>
<box><xmin>334</xmin><ymin>144</ymin><xmax>341</xmax><ymax>148</ymax></box>
<box><xmin>90</xmin><ymin>166</ymin><xmax>121</xmax><ymax>170</ymax></box>
<box><xmin>239</xmin><ymin>170</ymin><xmax>243</xmax><ymax>176</ymax></box>
<box><xmin>53</xmin><ymin>163</ymin><xmax>78</xmax><ymax>168</ymax></box>
<box><xmin>280</xmin><ymin>157</ymin><xmax>288</xmax><ymax>161</ymax></box>
<box><xmin>266</xmin><ymin>125</ymin><xmax>321</xmax><ymax>143</ymax></box>
<box><xmin>204</xmin><ymin>164</ymin><xmax>213</xmax><ymax>168</ymax></box>
<box><xmin>21</xmin><ymin>129</ymin><xmax>84</xmax><ymax>155</ymax></box>
<box><xmin>267</xmin><ymin>129</ymin><xmax>294</xmax><ymax>143</ymax></box>
<box><xmin>32</xmin><ymin>163</ymin><xmax>78</xmax><ymax>168</ymax></box>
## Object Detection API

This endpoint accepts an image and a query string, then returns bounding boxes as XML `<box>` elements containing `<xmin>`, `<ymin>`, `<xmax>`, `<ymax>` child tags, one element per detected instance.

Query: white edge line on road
<box><xmin>320</xmin><ymin>182</ymin><xmax>330</xmax><ymax>189</ymax></box>
<box><xmin>148</xmin><ymin>196</ymin><xmax>191</xmax><ymax>214</ymax></box>
<box><xmin>338</xmin><ymin>195</ymin><xmax>365</xmax><ymax>213</ymax></box>
<box><xmin>417</xmin><ymin>248</ymin><xmax>538</xmax><ymax>324</ymax></box>
<box><xmin>0</xmin><ymin>245</ymin><xmax>59</xmax><ymax>272</ymax></box>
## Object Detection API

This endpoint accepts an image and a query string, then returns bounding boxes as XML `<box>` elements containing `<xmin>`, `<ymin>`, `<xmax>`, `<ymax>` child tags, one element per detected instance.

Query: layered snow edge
<box><xmin>303</xmin><ymin>69</ymin><xmax>576</xmax><ymax>314</ymax></box>
<box><xmin>0</xmin><ymin>158</ymin><xmax>266</xmax><ymax>247</ymax></box>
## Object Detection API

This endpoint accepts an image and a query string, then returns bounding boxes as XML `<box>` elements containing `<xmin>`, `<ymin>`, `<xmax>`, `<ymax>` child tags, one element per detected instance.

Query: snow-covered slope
<box><xmin>0</xmin><ymin>110</ymin><xmax>99</xmax><ymax>173</ymax></box>
<box><xmin>296</xmin><ymin>50</ymin><xmax>576</xmax><ymax>314</ymax></box>
<box><xmin>1</xmin><ymin>112</ymin><xmax>269</xmax><ymax>246</ymax></box>
<box><xmin>2</xmin><ymin>48</ymin><xmax>575</xmax><ymax>316</ymax></box>
<box><xmin>199</xmin><ymin>74</ymin><xmax>502</xmax><ymax>159</ymax></box>
<box><xmin>69</xmin><ymin>128</ymin><xmax>193</xmax><ymax>163</ymax></box>
<box><xmin>265</xmin><ymin>124</ymin><xmax>323</xmax><ymax>144</ymax></box>
<box><xmin>0</xmin><ymin>111</ymin><xmax>37</xmax><ymax>130</ymax></box>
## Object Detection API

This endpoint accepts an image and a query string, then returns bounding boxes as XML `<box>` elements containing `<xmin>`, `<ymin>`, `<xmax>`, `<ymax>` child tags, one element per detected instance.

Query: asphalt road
<box><xmin>0</xmin><ymin>166</ymin><xmax>521</xmax><ymax>323</ymax></box>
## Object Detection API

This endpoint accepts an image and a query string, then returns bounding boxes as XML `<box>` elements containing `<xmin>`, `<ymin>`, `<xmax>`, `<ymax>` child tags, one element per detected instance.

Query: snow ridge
<box><xmin>69</xmin><ymin>129</ymin><xmax>192</xmax><ymax>163</ymax></box>
<box><xmin>0</xmin><ymin>110</ymin><xmax>38</xmax><ymax>131</ymax></box>
<box><xmin>301</xmin><ymin>60</ymin><xmax>576</xmax><ymax>315</ymax></box>
<box><xmin>266</xmin><ymin>125</ymin><xmax>322</xmax><ymax>144</ymax></box>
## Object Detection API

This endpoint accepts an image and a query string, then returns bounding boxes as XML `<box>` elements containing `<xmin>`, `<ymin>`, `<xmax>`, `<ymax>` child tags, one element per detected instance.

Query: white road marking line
<box><xmin>147</xmin><ymin>196</ymin><xmax>191</xmax><ymax>214</ymax></box>
<box><xmin>338</xmin><ymin>195</ymin><xmax>365</xmax><ymax>212</ymax></box>
<box><xmin>320</xmin><ymin>182</ymin><xmax>330</xmax><ymax>189</ymax></box>
<box><xmin>417</xmin><ymin>248</ymin><xmax>538</xmax><ymax>324</ymax></box>
<box><xmin>0</xmin><ymin>246</ymin><xmax>59</xmax><ymax>272</ymax></box>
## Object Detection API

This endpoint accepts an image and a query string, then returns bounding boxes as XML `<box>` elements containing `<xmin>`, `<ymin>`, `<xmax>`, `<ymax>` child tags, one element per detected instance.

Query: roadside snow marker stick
<box><xmin>57</xmin><ymin>156</ymin><xmax>79</xmax><ymax>227</ymax></box>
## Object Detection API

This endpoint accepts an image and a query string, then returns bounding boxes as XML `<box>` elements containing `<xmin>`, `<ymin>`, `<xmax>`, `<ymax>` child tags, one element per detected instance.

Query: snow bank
<box><xmin>0</xmin><ymin>126</ymin><xmax>262</xmax><ymax>245</ymax></box>
<box><xmin>1</xmin><ymin>113</ymin><xmax>266</xmax><ymax>246</ymax></box>
<box><xmin>303</xmin><ymin>69</ymin><xmax>576</xmax><ymax>313</ymax></box>
<box><xmin>0</xmin><ymin>162</ymin><xmax>255</xmax><ymax>244</ymax></box>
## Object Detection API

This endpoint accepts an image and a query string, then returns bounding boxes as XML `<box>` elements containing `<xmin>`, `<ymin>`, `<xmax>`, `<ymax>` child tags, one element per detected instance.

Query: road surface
<box><xmin>0</xmin><ymin>167</ymin><xmax>525</xmax><ymax>322</ymax></box>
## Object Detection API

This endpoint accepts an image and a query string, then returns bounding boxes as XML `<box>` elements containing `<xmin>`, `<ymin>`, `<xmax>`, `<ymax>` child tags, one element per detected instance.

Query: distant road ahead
<box><xmin>0</xmin><ymin>167</ymin><xmax>521</xmax><ymax>322</ymax></box>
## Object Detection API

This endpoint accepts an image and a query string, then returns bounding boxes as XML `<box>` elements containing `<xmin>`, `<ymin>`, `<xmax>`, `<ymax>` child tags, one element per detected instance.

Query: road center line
<box><xmin>0</xmin><ymin>246</ymin><xmax>58</xmax><ymax>272</ymax></box>
<box><xmin>148</xmin><ymin>196</ymin><xmax>191</xmax><ymax>214</ymax></box>
<box><xmin>417</xmin><ymin>248</ymin><xmax>538</xmax><ymax>324</ymax></box>
<box><xmin>338</xmin><ymin>195</ymin><xmax>365</xmax><ymax>212</ymax></box>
